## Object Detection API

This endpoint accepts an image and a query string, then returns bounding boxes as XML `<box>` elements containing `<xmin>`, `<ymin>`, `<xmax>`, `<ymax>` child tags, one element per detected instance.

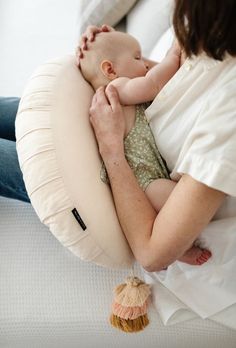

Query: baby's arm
<box><xmin>145</xmin><ymin>178</ymin><xmax>177</xmax><ymax>212</ymax></box>
<box><xmin>107</xmin><ymin>41</ymin><xmax>180</xmax><ymax>105</ymax></box>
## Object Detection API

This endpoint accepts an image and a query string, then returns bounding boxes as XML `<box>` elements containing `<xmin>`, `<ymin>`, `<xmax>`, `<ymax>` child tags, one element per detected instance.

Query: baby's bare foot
<box><xmin>178</xmin><ymin>246</ymin><xmax>212</xmax><ymax>265</ymax></box>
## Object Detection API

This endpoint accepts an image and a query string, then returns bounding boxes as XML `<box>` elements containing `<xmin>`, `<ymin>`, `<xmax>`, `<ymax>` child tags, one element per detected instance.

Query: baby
<box><xmin>78</xmin><ymin>31</ymin><xmax>211</xmax><ymax>266</ymax></box>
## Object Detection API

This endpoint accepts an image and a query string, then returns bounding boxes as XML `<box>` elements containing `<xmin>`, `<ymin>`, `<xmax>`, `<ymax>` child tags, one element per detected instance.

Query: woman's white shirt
<box><xmin>144</xmin><ymin>54</ymin><xmax>236</xmax><ymax>327</ymax></box>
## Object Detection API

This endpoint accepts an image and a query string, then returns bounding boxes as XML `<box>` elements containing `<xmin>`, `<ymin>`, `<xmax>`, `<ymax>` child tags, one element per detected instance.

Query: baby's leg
<box><xmin>145</xmin><ymin>178</ymin><xmax>177</xmax><ymax>212</ymax></box>
<box><xmin>145</xmin><ymin>179</ymin><xmax>212</xmax><ymax>266</ymax></box>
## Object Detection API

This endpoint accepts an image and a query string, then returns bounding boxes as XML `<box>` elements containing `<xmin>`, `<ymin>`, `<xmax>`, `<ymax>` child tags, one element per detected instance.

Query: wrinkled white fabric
<box><xmin>144</xmin><ymin>53</ymin><xmax>236</xmax><ymax>329</ymax></box>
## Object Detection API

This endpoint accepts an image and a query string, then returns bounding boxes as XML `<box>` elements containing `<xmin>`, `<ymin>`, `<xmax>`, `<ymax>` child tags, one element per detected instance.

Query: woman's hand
<box><xmin>89</xmin><ymin>85</ymin><xmax>126</xmax><ymax>160</ymax></box>
<box><xmin>76</xmin><ymin>24</ymin><xmax>115</xmax><ymax>67</ymax></box>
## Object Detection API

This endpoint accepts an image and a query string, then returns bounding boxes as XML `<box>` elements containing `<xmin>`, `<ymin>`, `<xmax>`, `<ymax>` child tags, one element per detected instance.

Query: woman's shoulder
<box><xmin>187</xmin><ymin>52</ymin><xmax>235</xmax><ymax>73</ymax></box>
<box><xmin>195</xmin><ymin>53</ymin><xmax>236</xmax><ymax>98</ymax></box>
<box><xmin>196</xmin><ymin>53</ymin><xmax>236</xmax><ymax>77</ymax></box>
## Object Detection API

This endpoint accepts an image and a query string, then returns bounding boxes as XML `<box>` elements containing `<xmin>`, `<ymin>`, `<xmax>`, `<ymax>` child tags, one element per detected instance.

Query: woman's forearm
<box><xmin>102</xmin><ymin>152</ymin><xmax>157</xmax><ymax>268</ymax></box>
<box><xmin>102</xmin><ymin>152</ymin><xmax>190</xmax><ymax>270</ymax></box>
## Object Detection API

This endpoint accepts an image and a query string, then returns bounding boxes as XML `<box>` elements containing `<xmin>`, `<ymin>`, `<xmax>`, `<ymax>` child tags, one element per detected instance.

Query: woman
<box><xmin>1</xmin><ymin>0</ymin><xmax>236</xmax><ymax>322</ymax></box>
<box><xmin>82</xmin><ymin>0</ymin><xmax>236</xmax><ymax>273</ymax></box>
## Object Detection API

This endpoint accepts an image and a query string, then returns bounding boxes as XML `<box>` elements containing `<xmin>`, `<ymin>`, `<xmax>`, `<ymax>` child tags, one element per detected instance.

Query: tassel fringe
<box><xmin>112</xmin><ymin>300</ymin><xmax>148</xmax><ymax>320</ymax></box>
<box><xmin>110</xmin><ymin>276</ymin><xmax>151</xmax><ymax>333</ymax></box>
<box><xmin>110</xmin><ymin>314</ymin><xmax>149</xmax><ymax>333</ymax></box>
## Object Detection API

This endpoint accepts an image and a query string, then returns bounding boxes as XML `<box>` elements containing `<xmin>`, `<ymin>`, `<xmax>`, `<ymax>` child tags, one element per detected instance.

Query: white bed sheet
<box><xmin>1</xmin><ymin>197</ymin><xmax>236</xmax><ymax>348</ymax></box>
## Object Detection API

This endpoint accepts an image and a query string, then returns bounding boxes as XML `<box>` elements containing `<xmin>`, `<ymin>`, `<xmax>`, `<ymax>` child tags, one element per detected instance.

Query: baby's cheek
<box><xmin>139</xmin><ymin>66</ymin><xmax>147</xmax><ymax>76</ymax></box>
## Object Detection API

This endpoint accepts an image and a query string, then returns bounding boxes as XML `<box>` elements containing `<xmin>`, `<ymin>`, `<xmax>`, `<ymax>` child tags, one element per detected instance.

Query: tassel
<box><xmin>110</xmin><ymin>275</ymin><xmax>151</xmax><ymax>333</ymax></box>
<box><xmin>112</xmin><ymin>301</ymin><xmax>148</xmax><ymax>320</ymax></box>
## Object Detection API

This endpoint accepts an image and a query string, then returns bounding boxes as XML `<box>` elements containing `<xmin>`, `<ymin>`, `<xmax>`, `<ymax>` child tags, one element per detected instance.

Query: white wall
<box><xmin>0</xmin><ymin>0</ymin><xmax>81</xmax><ymax>96</ymax></box>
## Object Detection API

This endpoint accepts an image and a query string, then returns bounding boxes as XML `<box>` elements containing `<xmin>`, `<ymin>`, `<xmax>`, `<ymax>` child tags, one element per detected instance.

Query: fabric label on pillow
<box><xmin>72</xmin><ymin>208</ymin><xmax>87</xmax><ymax>230</ymax></box>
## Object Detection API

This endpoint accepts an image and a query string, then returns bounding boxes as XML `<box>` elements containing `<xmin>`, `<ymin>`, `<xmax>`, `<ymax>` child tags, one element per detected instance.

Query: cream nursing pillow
<box><xmin>15</xmin><ymin>55</ymin><xmax>134</xmax><ymax>269</ymax></box>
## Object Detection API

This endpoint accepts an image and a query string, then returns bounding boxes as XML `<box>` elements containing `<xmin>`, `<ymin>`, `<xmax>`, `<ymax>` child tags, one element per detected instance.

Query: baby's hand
<box><xmin>171</xmin><ymin>40</ymin><xmax>187</xmax><ymax>66</ymax></box>
<box><xmin>76</xmin><ymin>24</ymin><xmax>115</xmax><ymax>67</ymax></box>
<box><xmin>164</xmin><ymin>39</ymin><xmax>181</xmax><ymax>69</ymax></box>
<box><xmin>180</xmin><ymin>49</ymin><xmax>187</xmax><ymax>66</ymax></box>
<box><xmin>170</xmin><ymin>39</ymin><xmax>181</xmax><ymax>57</ymax></box>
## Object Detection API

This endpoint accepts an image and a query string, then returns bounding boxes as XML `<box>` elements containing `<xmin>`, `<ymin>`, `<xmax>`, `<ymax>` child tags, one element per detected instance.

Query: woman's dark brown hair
<box><xmin>173</xmin><ymin>0</ymin><xmax>236</xmax><ymax>60</ymax></box>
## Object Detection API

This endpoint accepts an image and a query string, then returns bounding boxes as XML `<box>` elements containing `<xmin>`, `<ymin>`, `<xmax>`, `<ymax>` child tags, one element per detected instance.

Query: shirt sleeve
<box><xmin>172</xmin><ymin>79</ymin><xmax>236</xmax><ymax>196</ymax></box>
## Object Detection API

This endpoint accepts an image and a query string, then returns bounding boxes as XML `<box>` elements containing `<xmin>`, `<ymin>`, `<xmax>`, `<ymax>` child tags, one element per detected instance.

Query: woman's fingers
<box><xmin>101</xmin><ymin>24</ymin><xmax>115</xmax><ymax>33</ymax></box>
<box><xmin>76</xmin><ymin>46</ymin><xmax>86</xmax><ymax>67</ymax></box>
<box><xmin>76</xmin><ymin>25</ymin><xmax>115</xmax><ymax>66</ymax></box>
<box><xmin>75</xmin><ymin>47</ymin><xmax>82</xmax><ymax>67</ymax></box>
<box><xmin>89</xmin><ymin>84</ymin><xmax>125</xmax><ymax>158</ymax></box>
<box><xmin>90</xmin><ymin>88</ymin><xmax>107</xmax><ymax>117</ymax></box>
<box><xmin>90</xmin><ymin>86</ymin><xmax>120</xmax><ymax>115</ymax></box>
<box><xmin>90</xmin><ymin>92</ymin><xmax>98</xmax><ymax>112</ymax></box>
<box><xmin>81</xmin><ymin>34</ymin><xmax>88</xmax><ymax>50</ymax></box>
<box><xmin>85</xmin><ymin>24</ymin><xmax>114</xmax><ymax>43</ymax></box>
<box><xmin>105</xmin><ymin>85</ymin><xmax>121</xmax><ymax>111</ymax></box>
<box><xmin>86</xmin><ymin>25</ymin><xmax>102</xmax><ymax>41</ymax></box>
<box><xmin>82</xmin><ymin>24</ymin><xmax>114</xmax><ymax>45</ymax></box>
<box><xmin>96</xmin><ymin>86</ymin><xmax>109</xmax><ymax>105</ymax></box>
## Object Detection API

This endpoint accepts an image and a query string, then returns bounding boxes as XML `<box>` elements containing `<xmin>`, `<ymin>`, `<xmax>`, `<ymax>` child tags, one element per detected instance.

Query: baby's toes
<box><xmin>196</xmin><ymin>249</ymin><xmax>212</xmax><ymax>265</ymax></box>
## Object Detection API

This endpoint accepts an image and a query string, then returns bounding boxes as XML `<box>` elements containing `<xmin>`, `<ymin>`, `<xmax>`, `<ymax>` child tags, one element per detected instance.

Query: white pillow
<box><xmin>15</xmin><ymin>55</ymin><xmax>134</xmax><ymax>269</ymax></box>
<box><xmin>78</xmin><ymin>0</ymin><xmax>138</xmax><ymax>34</ymax></box>
<box><xmin>149</xmin><ymin>27</ymin><xmax>174</xmax><ymax>62</ymax></box>
<box><xmin>126</xmin><ymin>0</ymin><xmax>173</xmax><ymax>57</ymax></box>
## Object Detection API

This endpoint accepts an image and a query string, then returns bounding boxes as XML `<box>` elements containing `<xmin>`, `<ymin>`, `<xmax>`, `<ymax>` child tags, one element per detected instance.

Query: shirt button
<box><xmin>185</xmin><ymin>63</ymin><xmax>192</xmax><ymax>71</ymax></box>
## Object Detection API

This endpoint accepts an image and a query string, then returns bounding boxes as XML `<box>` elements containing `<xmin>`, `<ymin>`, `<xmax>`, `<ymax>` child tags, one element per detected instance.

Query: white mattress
<box><xmin>1</xmin><ymin>196</ymin><xmax>236</xmax><ymax>347</ymax></box>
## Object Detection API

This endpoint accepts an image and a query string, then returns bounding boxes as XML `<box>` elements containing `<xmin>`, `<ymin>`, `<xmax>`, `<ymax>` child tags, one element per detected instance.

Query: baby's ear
<box><xmin>100</xmin><ymin>60</ymin><xmax>117</xmax><ymax>80</ymax></box>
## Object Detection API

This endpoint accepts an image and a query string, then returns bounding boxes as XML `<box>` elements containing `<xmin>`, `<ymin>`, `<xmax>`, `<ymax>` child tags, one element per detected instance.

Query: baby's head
<box><xmin>79</xmin><ymin>31</ymin><xmax>148</xmax><ymax>90</ymax></box>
